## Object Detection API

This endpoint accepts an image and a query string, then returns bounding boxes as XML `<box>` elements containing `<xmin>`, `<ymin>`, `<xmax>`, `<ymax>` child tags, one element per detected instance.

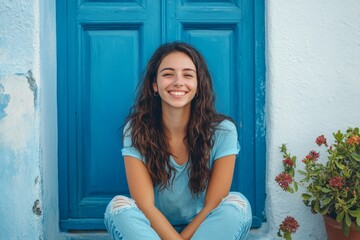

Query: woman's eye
<box><xmin>163</xmin><ymin>73</ymin><xmax>173</xmax><ymax>77</ymax></box>
<box><xmin>184</xmin><ymin>74</ymin><xmax>193</xmax><ymax>78</ymax></box>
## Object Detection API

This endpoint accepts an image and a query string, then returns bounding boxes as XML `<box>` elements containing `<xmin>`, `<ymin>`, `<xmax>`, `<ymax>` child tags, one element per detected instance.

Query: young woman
<box><xmin>104</xmin><ymin>42</ymin><xmax>252</xmax><ymax>240</ymax></box>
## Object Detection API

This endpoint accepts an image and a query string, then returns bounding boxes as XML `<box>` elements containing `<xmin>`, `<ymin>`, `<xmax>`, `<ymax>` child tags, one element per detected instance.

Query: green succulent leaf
<box><xmin>343</xmin><ymin>220</ymin><xmax>350</xmax><ymax>237</ymax></box>
<box><xmin>348</xmin><ymin>209</ymin><xmax>360</xmax><ymax>218</ymax></box>
<box><xmin>350</xmin><ymin>153</ymin><xmax>360</xmax><ymax>162</ymax></box>
<box><xmin>337</xmin><ymin>211</ymin><xmax>345</xmax><ymax>222</ymax></box>
<box><xmin>322</xmin><ymin>196</ymin><xmax>333</xmax><ymax>205</ymax></box>
<box><xmin>302</xmin><ymin>193</ymin><xmax>312</xmax><ymax>200</ymax></box>
<box><xmin>321</xmin><ymin>188</ymin><xmax>332</xmax><ymax>193</ymax></box>
<box><xmin>334</xmin><ymin>130</ymin><xmax>344</xmax><ymax>142</ymax></box>
<box><xmin>334</xmin><ymin>160</ymin><xmax>345</xmax><ymax>170</ymax></box>
<box><xmin>294</xmin><ymin>181</ymin><xmax>298</xmax><ymax>192</ymax></box>
<box><xmin>314</xmin><ymin>200</ymin><xmax>320</xmax><ymax>213</ymax></box>
<box><xmin>345</xmin><ymin>212</ymin><xmax>352</xmax><ymax>228</ymax></box>
<box><xmin>356</xmin><ymin>217</ymin><xmax>360</xmax><ymax>229</ymax></box>
<box><xmin>320</xmin><ymin>205</ymin><xmax>330</xmax><ymax>215</ymax></box>
<box><xmin>289</xmin><ymin>168</ymin><xmax>295</xmax><ymax>177</ymax></box>
<box><xmin>343</xmin><ymin>168</ymin><xmax>351</xmax><ymax>178</ymax></box>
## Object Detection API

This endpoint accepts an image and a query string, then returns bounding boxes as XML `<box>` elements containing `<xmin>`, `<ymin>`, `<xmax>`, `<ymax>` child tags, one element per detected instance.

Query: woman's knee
<box><xmin>104</xmin><ymin>196</ymin><xmax>137</xmax><ymax>234</ymax></box>
<box><xmin>105</xmin><ymin>195</ymin><xmax>135</xmax><ymax>216</ymax></box>
<box><xmin>104</xmin><ymin>195</ymin><xmax>136</xmax><ymax>228</ymax></box>
<box><xmin>104</xmin><ymin>196</ymin><xmax>160</xmax><ymax>240</ymax></box>
<box><xmin>222</xmin><ymin>192</ymin><xmax>252</xmax><ymax>222</ymax></box>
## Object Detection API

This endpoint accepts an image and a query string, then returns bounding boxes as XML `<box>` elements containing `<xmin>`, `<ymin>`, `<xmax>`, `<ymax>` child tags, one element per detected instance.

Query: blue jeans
<box><xmin>104</xmin><ymin>192</ymin><xmax>252</xmax><ymax>240</ymax></box>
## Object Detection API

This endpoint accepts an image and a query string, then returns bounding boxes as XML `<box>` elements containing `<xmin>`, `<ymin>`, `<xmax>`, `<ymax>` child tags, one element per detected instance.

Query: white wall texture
<box><xmin>0</xmin><ymin>0</ymin><xmax>43</xmax><ymax>239</ymax></box>
<box><xmin>265</xmin><ymin>0</ymin><xmax>360</xmax><ymax>239</ymax></box>
<box><xmin>0</xmin><ymin>0</ymin><xmax>359</xmax><ymax>239</ymax></box>
<box><xmin>0</xmin><ymin>0</ymin><xmax>58</xmax><ymax>239</ymax></box>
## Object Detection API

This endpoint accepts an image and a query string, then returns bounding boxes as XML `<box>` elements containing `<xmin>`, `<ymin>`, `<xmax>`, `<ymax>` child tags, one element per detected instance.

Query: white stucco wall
<box><xmin>265</xmin><ymin>0</ymin><xmax>360</xmax><ymax>239</ymax></box>
<box><xmin>0</xmin><ymin>0</ymin><xmax>42</xmax><ymax>239</ymax></box>
<box><xmin>0</xmin><ymin>0</ymin><xmax>58</xmax><ymax>239</ymax></box>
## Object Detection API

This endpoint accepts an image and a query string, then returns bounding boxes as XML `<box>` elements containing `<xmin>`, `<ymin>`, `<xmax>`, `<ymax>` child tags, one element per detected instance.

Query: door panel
<box><xmin>182</xmin><ymin>27</ymin><xmax>238</xmax><ymax>116</ymax></box>
<box><xmin>76</xmin><ymin>26</ymin><xmax>140</xmax><ymax>217</ymax></box>
<box><xmin>57</xmin><ymin>0</ymin><xmax>265</xmax><ymax>231</ymax></box>
<box><xmin>58</xmin><ymin>0</ymin><xmax>161</xmax><ymax>230</ymax></box>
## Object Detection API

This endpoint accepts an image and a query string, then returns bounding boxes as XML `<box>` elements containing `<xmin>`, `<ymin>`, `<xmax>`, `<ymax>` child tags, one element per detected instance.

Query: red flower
<box><xmin>275</xmin><ymin>172</ymin><xmax>293</xmax><ymax>191</ymax></box>
<box><xmin>283</xmin><ymin>157</ymin><xmax>294</xmax><ymax>167</ymax></box>
<box><xmin>329</xmin><ymin>176</ymin><xmax>344</xmax><ymax>189</ymax></box>
<box><xmin>302</xmin><ymin>151</ymin><xmax>320</xmax><ymax>164</ymax></box>
<box><xmin>309</xmin><ymin>151</ymin><xmax>320</xmax><ymax>160</ymax></box>
<box><xmin>316</xmin><ymin>135</ymin><xmax>328</xmax><ymax>147</ymax></box>
<box><xmin>279</xmin><ymin>216</ymin><xmax>299</xmax><ymax>234</ymax></box>
<box><xmin>347</xmin><ymin>135</ymin><xmax>360</xmax><ymax>145</ymax></box>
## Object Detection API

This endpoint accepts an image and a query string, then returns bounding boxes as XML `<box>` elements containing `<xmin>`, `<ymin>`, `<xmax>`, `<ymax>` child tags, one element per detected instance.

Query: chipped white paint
<box><xmin>0</xmin><ymin>0</ymin><xmax>58</xmax><ymax>239</ymax></box>
<box><xmin>0</xmin><ymin>0</ymin><xmax>42</xmax><ymax>238</ymax></box>
<box><xmin>0</xmin><ymin>75</ymin><xmax>37</xmax><ymax>150</ymax></box>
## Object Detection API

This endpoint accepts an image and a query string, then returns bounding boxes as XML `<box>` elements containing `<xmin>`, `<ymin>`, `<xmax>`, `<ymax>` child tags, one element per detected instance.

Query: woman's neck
<box><xmin>162</xmin><ymin>106</ymin><xmax>190</xmax><ymax>138</ymax></box>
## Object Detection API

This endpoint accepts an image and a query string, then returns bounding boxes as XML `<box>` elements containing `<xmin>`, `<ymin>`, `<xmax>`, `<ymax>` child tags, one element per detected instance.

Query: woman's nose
<box><xmin>173</xmin><ymin>74</ymin><xmax>184</xmax><ymax>87</ymax></box>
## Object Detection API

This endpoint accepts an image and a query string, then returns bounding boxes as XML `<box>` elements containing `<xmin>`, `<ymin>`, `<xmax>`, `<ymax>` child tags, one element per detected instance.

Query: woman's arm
<box><xmin>124</xmin><ymin>156</ymin><xmax>184</xmax><ymax>240</ymax></box>
<box><xmin>180</xmin><ymin>154</ymin><xmax>236</xmax><ymax>240</ymax></box>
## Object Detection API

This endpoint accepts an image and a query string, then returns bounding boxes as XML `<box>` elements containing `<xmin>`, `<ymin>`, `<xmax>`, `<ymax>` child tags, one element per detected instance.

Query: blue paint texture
<box><xmin>0</xmin><ymin>83</ymin><xmax>11</xmax><ymax>119</ymax></box>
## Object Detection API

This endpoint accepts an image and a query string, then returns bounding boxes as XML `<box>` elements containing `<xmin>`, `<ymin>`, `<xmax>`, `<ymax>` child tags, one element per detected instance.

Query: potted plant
<box><xmin>275</xmin><ymin>127</ymin><xmax>360</xmax><ymax>239</ymax></box>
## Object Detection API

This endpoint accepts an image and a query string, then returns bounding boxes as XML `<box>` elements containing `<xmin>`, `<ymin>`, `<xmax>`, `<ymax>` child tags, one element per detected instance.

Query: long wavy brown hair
<box><xmin>124</xmin><ymin>42</ymin><xmax>231</xmax><ymax>195</ymax></box>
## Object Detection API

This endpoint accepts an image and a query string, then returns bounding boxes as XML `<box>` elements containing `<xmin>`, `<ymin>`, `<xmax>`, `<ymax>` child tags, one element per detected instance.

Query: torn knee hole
<box><xmin>112</xmin><ymin>196</ymin><xmax>133</xmax><ymax>211</ymax></box>
<box><xmin>225</xmin><ymin>195</ymin><xmax>247</xmax><ymax>208</ymax></box>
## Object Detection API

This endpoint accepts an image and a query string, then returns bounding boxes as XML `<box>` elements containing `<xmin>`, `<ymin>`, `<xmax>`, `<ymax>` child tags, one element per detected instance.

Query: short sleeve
<box><xmin>121</xmin><ymin>122</ymin><xmax>145</xmax><ymax>162</ymax></box>
<box><xmin>211</xmin><ymin>120</ymin><xmax>240</xmax><ymax>162</ymax></box>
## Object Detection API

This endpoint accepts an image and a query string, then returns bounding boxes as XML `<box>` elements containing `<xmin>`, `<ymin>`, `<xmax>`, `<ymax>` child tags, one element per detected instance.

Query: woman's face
<box><xmin>153</xmin><ymin>51</ymin><xmax>198</xmax><ymax>111</ymax></box>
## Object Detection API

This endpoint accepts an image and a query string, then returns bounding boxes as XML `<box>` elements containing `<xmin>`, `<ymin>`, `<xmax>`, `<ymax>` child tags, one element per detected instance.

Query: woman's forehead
<box><xmin>158</xmin><ymin>52</ymin><xmax>196</xmax><ymax>72</ymax></box>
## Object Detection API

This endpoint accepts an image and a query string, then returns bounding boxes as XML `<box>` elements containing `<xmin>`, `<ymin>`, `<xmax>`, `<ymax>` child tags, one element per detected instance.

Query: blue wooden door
<box><xmin>57</xmin><ymin>0</ymin><xmax>265</xmax><ymax>231</ymax></box>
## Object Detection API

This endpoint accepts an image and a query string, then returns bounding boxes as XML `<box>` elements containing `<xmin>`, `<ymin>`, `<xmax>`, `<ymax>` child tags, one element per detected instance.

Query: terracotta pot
<box><xmin>323</xmin><ymin>215</ymin><xmax>360</xmax><ymax>240</ymax></box>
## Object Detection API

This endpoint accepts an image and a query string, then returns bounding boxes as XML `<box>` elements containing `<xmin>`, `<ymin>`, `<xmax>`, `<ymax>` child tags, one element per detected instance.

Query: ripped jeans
<box><xmin>104</xmin><ymin>192</ymin><xmax>252</xmax><ymax>240</ymax></box>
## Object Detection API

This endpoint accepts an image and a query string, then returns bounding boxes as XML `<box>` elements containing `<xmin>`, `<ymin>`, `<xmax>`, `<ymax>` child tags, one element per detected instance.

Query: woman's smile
<box><xmin>168</xmin><ymin>90</ymin><xmax>187</xmax><ymax>97</ymax></box>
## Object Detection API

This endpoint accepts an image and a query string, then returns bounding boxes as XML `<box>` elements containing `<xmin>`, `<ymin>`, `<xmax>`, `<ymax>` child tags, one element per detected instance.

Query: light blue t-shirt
<box><xmin>121</xmin><ymin>119</ymin><xmax>240</xmax><ymax>226</ymax></box>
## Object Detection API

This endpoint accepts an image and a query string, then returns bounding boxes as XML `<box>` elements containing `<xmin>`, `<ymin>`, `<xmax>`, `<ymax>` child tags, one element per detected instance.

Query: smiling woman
<box><xmin>153</xmin><ymin>51</ymin><xmax>198</xmax><ymax>120</ymax></box>
<box><xmin>103</xmin><ymin>42</ymin><xmax>252</xmax><ymax>240</ymax></box>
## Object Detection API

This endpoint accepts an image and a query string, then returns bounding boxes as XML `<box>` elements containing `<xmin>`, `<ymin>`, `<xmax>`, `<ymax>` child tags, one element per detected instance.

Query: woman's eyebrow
<box><xmin>159</xmin><ymin>67</ymin><xmax>196</xmax><ymax>73</ymax></box>
<box><xmin>183</xmin><ymin>68</ymin><xmax>196</xmax><ymax>72</ymax></box>
<box><xmin>159</xmin><ymin>67</ymin><xmax>175</xmax><ymax>73</ymax></box>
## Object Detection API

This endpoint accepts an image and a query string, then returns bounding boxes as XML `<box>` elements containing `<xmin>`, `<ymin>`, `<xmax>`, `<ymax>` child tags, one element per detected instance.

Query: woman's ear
<box><xmin>152</xmin><ymin>82</ymin><xmax>158</xmax><ymax>93</ymax></box>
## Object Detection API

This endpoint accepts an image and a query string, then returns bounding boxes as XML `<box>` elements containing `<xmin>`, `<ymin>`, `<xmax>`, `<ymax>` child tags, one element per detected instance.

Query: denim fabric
<box><xmin>104</xmin><ymin>196</ymin><xmax>160</xmax><ymax>240</ymax></box>
<box><xmin>104</xmin><ymin>192</ymin><xmax>252</xmax><ymax>240</ymax></box>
